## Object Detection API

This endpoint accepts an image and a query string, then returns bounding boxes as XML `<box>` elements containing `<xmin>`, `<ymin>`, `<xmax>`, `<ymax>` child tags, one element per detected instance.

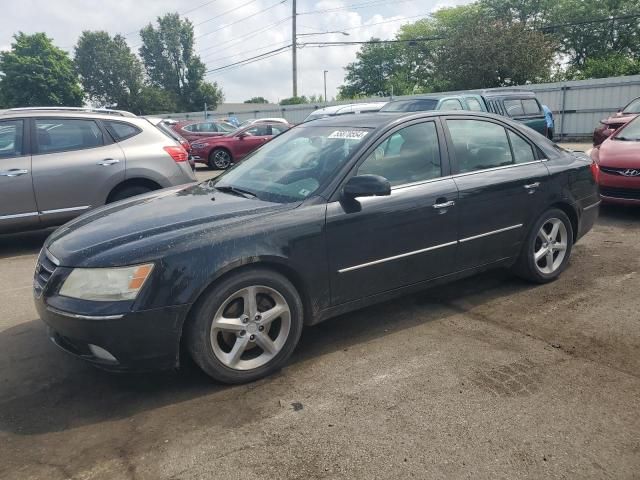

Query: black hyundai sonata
<box><xmin>35</xmin><ymin>111</ymin><xmax>600</xmax><ymax>383</ymax></box>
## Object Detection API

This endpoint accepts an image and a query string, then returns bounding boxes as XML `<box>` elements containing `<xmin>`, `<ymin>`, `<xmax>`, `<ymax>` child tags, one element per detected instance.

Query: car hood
<box><xmin>602</xmin><ymin>113</ymin><xmax>637</xmax><ymax>126</ymax></box>
<box><xmin>46</xmin><ymin>182</ymin><xmax>296</xmax><ymax>267</ymax></box>
<box><xmin>598</xmin><ymin>138</ymin><xmax>640</xmax><ymax>167</ymax></box>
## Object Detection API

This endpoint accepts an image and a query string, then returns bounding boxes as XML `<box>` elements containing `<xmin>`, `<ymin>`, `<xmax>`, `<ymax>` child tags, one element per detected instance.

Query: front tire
<box><xmin>186</xmin><ymin>268</ymin><xmax>304</xmax><ymax>384</ymax></box>
<box><xmin>513</xmin><ymin>208</ymin><xmax>573</xmax><ymax>283</ymax></box>
<box><xmin>209</xmin><ymin>148</ymin><xmax>232</xmax><ymax>170</ymax></box>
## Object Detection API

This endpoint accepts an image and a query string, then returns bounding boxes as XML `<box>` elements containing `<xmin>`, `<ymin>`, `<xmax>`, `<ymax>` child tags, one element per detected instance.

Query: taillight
<box><xmin>163</xmin><ymin>146</ymin><xmax>188</xmax><ymax>163</ymax></box>
<box><xmin>590</xmin><ymin>161</ymin><xmax>600</xmax><ymax>183</ymax></box>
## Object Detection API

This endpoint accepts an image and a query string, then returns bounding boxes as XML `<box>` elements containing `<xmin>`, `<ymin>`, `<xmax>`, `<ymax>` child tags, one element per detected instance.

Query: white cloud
<box><xmin>1</xmin><ymin>0</ymin><xmax>472</xmax><ymax>105</ymax></box>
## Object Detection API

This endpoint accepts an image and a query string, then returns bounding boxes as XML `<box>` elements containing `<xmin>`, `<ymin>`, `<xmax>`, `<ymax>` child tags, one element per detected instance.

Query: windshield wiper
<box><xmin>215</xmin><ymin>185</ymin><xmax>257</xmax><ymax>199</ymax></box>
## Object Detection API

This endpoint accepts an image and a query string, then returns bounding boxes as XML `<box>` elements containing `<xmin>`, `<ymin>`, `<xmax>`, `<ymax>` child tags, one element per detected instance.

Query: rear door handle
<box><xmin>0</xmin><ymin>169</ymin><xmax>29</xmax><ymax>177</ymax></box>
<box><xmin>524</xmin><ymin>182</ymin><xmax>540</xmax><ymax>190</ymax></box>
<box><xmin>433</xmin><ymin>200</ymin><xmax>455</xmax><ymax>209</ymax></box>
<box><xmin>97</xmin><ymin>159</ymin><xmax>120</xmax><ymax>166</ymax></box>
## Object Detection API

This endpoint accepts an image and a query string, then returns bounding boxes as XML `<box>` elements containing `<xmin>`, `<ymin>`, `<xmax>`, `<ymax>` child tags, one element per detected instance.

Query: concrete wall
<box><xmin>158</xmin><ymin>75</ymin><xmax>640</xmax><ymax>139</ymax></box>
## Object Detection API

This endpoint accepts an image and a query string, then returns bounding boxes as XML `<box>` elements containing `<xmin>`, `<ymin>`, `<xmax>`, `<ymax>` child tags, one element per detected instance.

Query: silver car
<box><xmin>0</xmin><ymin>107</ymin><xmax>196</xmax><ymax>233</ymax></box>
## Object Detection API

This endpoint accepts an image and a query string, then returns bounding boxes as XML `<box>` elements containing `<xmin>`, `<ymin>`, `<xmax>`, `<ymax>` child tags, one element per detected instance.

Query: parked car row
<box><xmin>0</xmin><ymin>107</ymin><xmax>195</xmax><ymax>234</ymax></box>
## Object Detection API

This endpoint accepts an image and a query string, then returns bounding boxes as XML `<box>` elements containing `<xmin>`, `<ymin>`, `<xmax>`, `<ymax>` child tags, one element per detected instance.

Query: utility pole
<box><xmin>292</xmin><ymin>0</ymin><xmax>297</xmax><ymax>98</ymax></box>
<box><xmin>323</xmin><ymin>70</ymin><xmax>328</xmax><ymax>103</ymax></box>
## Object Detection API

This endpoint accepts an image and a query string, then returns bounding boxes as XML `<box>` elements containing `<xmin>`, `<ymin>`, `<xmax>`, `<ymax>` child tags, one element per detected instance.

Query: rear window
<box><xmin>381</xmin><ymin>99</ymin><xmax>439</xmax><ymax>112</ymax></box>
<box><xmin>103</xmin><ymin>120</ymin><xmax>141</xmax><ymax>141</ymax></box>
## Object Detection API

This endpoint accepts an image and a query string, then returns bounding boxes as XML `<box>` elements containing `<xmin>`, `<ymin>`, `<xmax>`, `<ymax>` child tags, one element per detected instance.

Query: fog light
<box><xmin>88</xmin><ymin>344</ymin><xmax>117</xmax><ymax>363</ymax></box>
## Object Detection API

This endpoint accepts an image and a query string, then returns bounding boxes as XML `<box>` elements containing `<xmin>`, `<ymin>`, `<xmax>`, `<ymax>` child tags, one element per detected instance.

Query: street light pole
<box><xmin>292</xmin><ymin>0</ymin><xmax>297</xmax><ymax>98</ymax></box>
<box><xmin>323</xmin><ymin>70</ymin><xmax>328</xmax><ymax>104</ymax></box>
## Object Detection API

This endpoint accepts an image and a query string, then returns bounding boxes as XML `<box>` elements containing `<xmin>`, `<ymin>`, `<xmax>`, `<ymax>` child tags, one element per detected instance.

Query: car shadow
<box><xmin>0</xmin><ymin>268</ymin><xmax>534</xmax><ymax>437</ymax></box>
<box><xmin>0</xmin><ymin>204</ymin><xmax>635</xmax><ymax>437</ymax></box>
<box><xmin>0</xmin><ymin>228</ymin><xmax>54</xmax><ymax>260</ymax></box>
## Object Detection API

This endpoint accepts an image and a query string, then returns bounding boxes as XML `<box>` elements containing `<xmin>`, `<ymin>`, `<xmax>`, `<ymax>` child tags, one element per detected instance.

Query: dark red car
<box><xmin>190</xmin><ymin>122</ymin><xmax>291</xmax><ymax>169</ymax></box>
<box><xmin>172</xmin><ymin>119</ymin><xmax>237</xmax><ymax>142</ymax></box>
<box><xmin>593</xmin><ymin>96</ymin><xmax>640</xmax><ymax>146</ymax></box>
<box><xmin>591</xmin><ymin>115</ymin><xmax>640</xmax><ymax>205</ymax></box>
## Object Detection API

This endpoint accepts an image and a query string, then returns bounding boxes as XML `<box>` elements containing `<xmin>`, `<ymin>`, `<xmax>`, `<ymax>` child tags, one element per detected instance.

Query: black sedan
<box><xmin>34</xmin><ymin>111</ymin><xmax>600</xmax><ymax>383</ymax></box>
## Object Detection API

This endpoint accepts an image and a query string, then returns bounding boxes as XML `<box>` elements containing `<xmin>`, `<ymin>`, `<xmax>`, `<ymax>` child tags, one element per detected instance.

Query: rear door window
<box><xmin>522</xmin><ymin>99</ymin><xmax>541</xmax><ymax>115</ymax></box>
<box><xmin>0</xmin><ymin>120</ymin><xmax>24</xmax><ymax>158</ymax></box>
<box><xmin>465</xmin><ymin>98</ymin><xmax>484</xmax><ymax>111</ymax></box>
<box><xmin>35</xmin><ymin>119</ymin><xmax>104</xmax><ymax>154</ymax></box>
<box><xmin>103</xmin><ymin>120</ymin><xmax>140</xmax><ymax>141</ymax></box>
<box><xmin>439</xmin><ymin>99</ymin><xmax>464</xmax><ymax>110</ymax></box>
<box><xmin>503</xmin><ymin>99</ymin><xmax>524</xmax><ymax>117</ymax></box>
<box><xmin>508</xmin><ymin>130</ymin><xmax>536</xmax><ymax>163</ymax></box>
<box><xmin>447</xmin><ymin>119</ymin><xmax>513</xmax><ymax>173</ymax></box>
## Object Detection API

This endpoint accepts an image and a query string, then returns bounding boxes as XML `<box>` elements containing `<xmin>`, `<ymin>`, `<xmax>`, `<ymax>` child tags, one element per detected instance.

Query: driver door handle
<box><xmin>97</xmin><ymin>159</ymin><xmax>120</xmax><ymax>166</ymax></box>
<box><xmin>524</xmin><ymin>182</ymin><xmax>540</xmax><ymax>190</ymax></box>
<box><xmin>433</xmin><ymin>200</ymin><xmax>455</xmax><ymax>209</ymax></box>
<box><xmin>0</xmin><ymin>169</ymin><xmax>29</xmax><ymax>177</ymax></box>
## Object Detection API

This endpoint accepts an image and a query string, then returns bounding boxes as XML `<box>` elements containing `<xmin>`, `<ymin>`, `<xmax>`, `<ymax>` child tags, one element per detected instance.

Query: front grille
<box><xmin>600</xmin><ymin>166</ymin><xmax>640</xmax><ymax>177</ymax></box>
<box><xmin>600</xmin><ymin>186</ymin><xmax>640</xmax><ymax>200</ymax></box>
<box><xmin>34</xmin><ymin>249</ymin><xmax>58</xmax><ymax>297</ymax></box>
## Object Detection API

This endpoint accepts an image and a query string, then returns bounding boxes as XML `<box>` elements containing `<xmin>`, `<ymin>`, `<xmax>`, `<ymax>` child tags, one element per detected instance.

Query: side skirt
<box><xmin>307</xmin><ymin>257</ymin><xmax>516</xmax><ymax>326</ymax></box>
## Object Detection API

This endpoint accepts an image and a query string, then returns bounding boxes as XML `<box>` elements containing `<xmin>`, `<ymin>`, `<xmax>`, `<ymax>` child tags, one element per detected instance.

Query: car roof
<box><xmin>309</xmin><ymin>102</ymin><xmax>388</xmax><ymax>115</ymax></box>
<box><xmin>298</xmin><ymin>110</ymin><xmax>513</xmax><ymax>130</ymax></box>
<box><xmin>0</xmin><ymin>109</ymin><xmax>138</xmax><ymax>120</ymax></box>
<box><xmin>481</xmin><ymin>89</ymin><xmax>536</xmax><ymax>98</ymax></box>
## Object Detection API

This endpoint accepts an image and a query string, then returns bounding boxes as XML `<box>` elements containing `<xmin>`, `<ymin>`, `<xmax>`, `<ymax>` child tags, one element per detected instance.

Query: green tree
<box><xmin>338</xmin><ymin>40</ymin><xmax>407</xmax><ymax>98</ymax></box>
<box><xmin>134</xmin><ymin>85</ymin><xmax>179</xmax><ymax>114</ymax></box>
<box><xmin>280</xmin><ymin>96</ymin><xmax>308</xmax><ymax>105</ymax></box>
<box><xmin>567</xmin><ymin>54</ymin><xmax>640</xmax><ymax>79</ymax></box>
<box><xmin>244</xmin><ymin>96</ymin><xmax>269</xmax><ymax>103</ymax></box>
<box><xmin>139</xmin><ymin>13</ymin><xmax>223</xmax><ymax>111</ymax></box>
<box><xmin>550</xmin><ymin>0</ymin><xmax>640</xmax><ymax>67</ymax></box>
<box><xmin>0</xmin><ymin>32</ymin><xmax>83</xmax><ymax>107</ymax></box>
<box><xmin>74</xmin><ymin>31</ymin><xmax>143</xmax><ymax>111</ymax></box>
<box><xmin>429</xmin><ymin>5</ymin><xmax>556</xmax><ymax>90</ymax></box>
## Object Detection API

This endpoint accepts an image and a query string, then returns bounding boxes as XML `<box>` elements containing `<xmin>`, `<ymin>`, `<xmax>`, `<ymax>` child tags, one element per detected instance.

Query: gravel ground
<box><xmin>1</xmin><ymin>160</ymin><xmax>639</xmax><ymax>479</ymax></box>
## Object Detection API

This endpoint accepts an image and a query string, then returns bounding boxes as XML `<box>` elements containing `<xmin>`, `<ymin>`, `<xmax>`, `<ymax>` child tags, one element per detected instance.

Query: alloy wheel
<box><xmin>210</xmin><ymin>285</ymin><xmax>291</xmax><ymax>370</ymax></box>
<box><xmin>533</xmin><ymin>218</ymin><xmax>568</xmax><ymax>275</ymax></box>
<box><xmin>212</xmin><ymin>150</ymin><xmax>231</xmax><ymax>169</ymax></box>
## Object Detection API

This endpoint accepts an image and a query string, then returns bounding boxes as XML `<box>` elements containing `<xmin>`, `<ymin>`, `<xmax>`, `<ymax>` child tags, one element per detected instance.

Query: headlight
<box><xmin>59</xmin><ymin>264</ymin><xmax>154</xmax><ymax>301</ymax></box>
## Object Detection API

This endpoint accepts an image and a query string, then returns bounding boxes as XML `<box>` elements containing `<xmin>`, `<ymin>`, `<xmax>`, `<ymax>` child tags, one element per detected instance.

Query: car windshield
<box><xmin>623</xmin><ymin>98</ymin><xmax>640</xmax><ymax>114</ymax></box>
<box><xmin>613</xmin><ymin>116</ymin><xmax>640</xmax><ymax>141</ymax></box>
<box><xmin>212</xmin><ymin>125</ymin><xmax>372</xmax><ymax>203</ymax></box>
<box><xmin>381</xmin><ymin>99</ymin><xmax>439</xmax><ymax>112</ymax></box>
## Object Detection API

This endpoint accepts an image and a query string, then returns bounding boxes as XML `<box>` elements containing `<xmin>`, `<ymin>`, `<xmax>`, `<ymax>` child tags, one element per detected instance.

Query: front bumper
<box><xmin>35</xmin><ymin>297</ymin><xmax>190</xmax><ymax>372</ymax></box>
<box><xmin>599</xmin><ymin>173</ymin><xmax>640</xmax><ymax>206</ymax></box>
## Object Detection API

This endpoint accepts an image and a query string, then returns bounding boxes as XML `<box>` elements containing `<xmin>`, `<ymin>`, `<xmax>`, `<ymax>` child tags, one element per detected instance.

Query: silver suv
<box><xmin>0</xmin><ymin>107</ymin><xmax>196</xmax><ymax>233</ymax></box>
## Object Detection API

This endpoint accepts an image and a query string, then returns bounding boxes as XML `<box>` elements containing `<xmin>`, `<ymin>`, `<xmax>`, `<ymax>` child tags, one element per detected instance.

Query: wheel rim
<box><xmin>533</xmin><ymin>218</ymin><xmax>568</xmax><ymax>275</ymax></box>
<box><xmin>210</xmin><ymin>285</ymin><xmax>291</xmax><ymax>371</ymax></box>
<box><xmin>212</xmin><ymin>150</ymin><xmax>231</xmax><ymax>169</ymax></box>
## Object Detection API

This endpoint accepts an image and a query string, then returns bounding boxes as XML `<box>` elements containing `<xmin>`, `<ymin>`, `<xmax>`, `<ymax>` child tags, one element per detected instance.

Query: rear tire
<box><xmin>108</xmin><ymin>185</ymin><xmax>153</xmax><ymax>203</ymax></box>
<box><xmin>209</xmin><ymin>148</ymin><xmax>232</xmax><ymax>170</ymax></box>
<box><xmin>186</xmin><ymin>267</ymin><xmax>304</xmax><ymax>384</ymax></box>
<box><xmin>513</xmin><ymin>208</ymin><xmax>573</xmax><ymax>283</ymax></box>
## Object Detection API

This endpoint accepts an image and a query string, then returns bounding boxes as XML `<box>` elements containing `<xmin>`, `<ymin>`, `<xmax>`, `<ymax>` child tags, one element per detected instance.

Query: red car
<box><xmin>190</xmin><ymin>122</ymin><xmax>291</xmax><ymax>169</ymax></box>
<box><xmin>593</xmin><ymin>96</ymin><xmax>640</xmax><ymax>146</ymax></box>
<box><xmin>591</xmin><ymin>115</ymin><xmax>640</xmax><ymax>205</ymax></box>
<box><xmin>172</xmin><ymin>119</ymin><xmax>237</xmax><ymax>143</ymax></box>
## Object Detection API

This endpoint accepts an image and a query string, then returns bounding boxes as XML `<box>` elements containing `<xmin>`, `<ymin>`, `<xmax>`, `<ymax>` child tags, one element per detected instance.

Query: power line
<box><xmin>298</xmin><ymin>0</ymin><xmax>416</xmax><ymax>15</ymax></box>
<box><xmin>193</xmin><ymin>0</ymin><xmax>259</xmax><ymax>27</ymax></box>
<box><xmin>198</xmin><ymin>16</ymin><xmax>291</xmax><ymax>55</ymax></box>
<box><xmin>181</xmin><ymin>0</ymin><xmax>222</xmax><ymax>16</ymax></box>
<box><xmin>196</xmin><ymin>0</ymin><xmax>287</xmax><ymax>39</ymax></box>
<box><xmin>206</xmin><ymin>48</ymin><xmax>291</xmax><ymax>78</ymax></box>
<box><xmin>205</xmin><ymin>44</ymin><xmax>292</xmax><ymax>74</ymax></box>
<box><xmin>203</xmin><ymin>39</ymin><xmax>291</xmax><ymax>65</ymax></box>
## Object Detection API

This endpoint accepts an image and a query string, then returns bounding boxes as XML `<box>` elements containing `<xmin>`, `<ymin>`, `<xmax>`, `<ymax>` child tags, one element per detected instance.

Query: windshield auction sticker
<box><xmin>328</xmin><ymin>130</ymin><xmax>369</xmax><ymax>140</ymax></box>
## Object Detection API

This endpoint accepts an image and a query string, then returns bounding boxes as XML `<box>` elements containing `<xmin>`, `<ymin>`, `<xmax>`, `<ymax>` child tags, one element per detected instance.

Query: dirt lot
<box><xmin>1</xmin><ymin>200</ymin><xmax>639</xmax><ymax>479</ymax></box>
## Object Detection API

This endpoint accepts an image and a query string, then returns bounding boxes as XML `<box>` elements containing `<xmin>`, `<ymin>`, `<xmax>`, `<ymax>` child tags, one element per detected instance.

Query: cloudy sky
<box><xmin>1</xmin><ymin>0</ymin><xmax>471</xmax><ymax>103</ymax></box>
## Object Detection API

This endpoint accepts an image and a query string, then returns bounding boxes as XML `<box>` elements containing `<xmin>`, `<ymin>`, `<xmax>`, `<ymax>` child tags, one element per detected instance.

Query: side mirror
<box><xmin>343</xmin><ymin>175</ymin><xmax>391</xmax><ymax>198</ymax></box>
<box><xmin>237</xmin><ymin>132</ymin><xmax>248</xmax><ymax>139</ymax></box>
